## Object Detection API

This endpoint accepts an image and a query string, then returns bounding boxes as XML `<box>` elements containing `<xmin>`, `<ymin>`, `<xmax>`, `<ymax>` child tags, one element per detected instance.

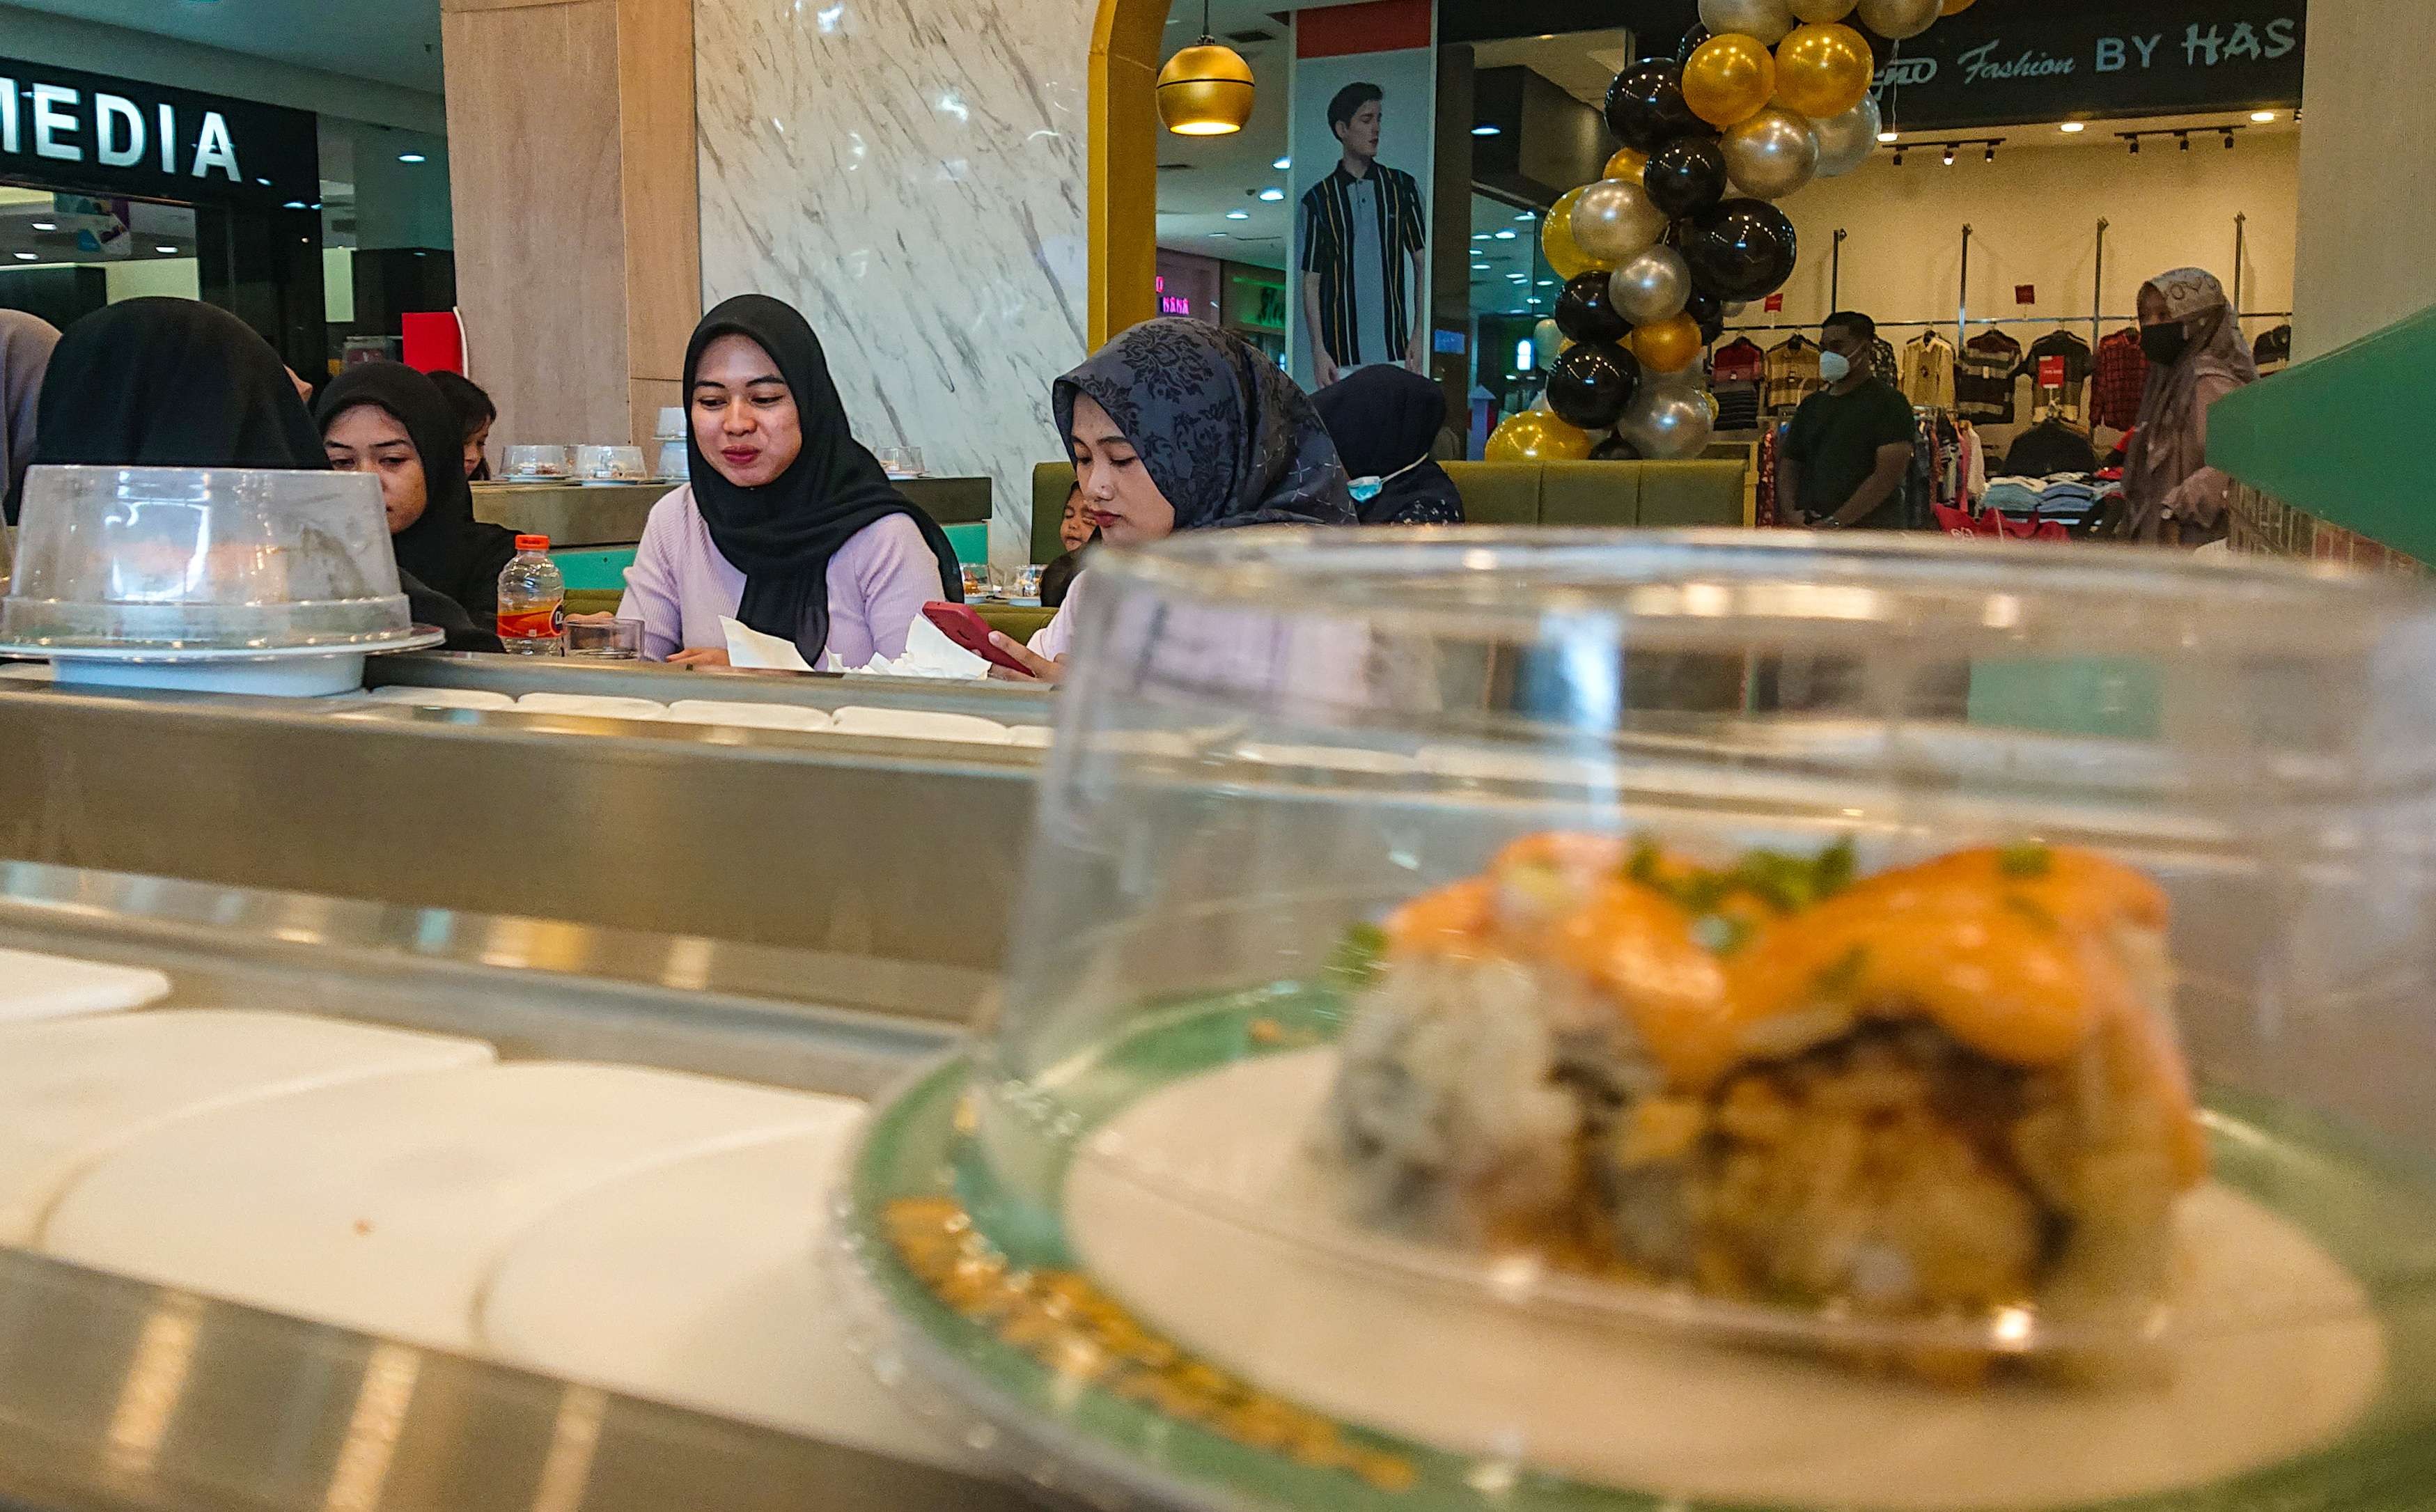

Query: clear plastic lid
<box><xmin>1</xmin><ymin>466</ymin><xmax>413</xmax><ymax>651</ymax></box>
<box><xmin>884</xmin><ymin>531</ymin><xmax>2436</xmax><ymax>1510</ymax></box>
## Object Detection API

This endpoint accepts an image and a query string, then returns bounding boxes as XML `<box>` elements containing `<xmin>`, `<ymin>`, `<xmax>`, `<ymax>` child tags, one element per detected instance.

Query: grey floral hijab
<box><xmin>1054</xmin><ymin>318</ymin><xmax>1354</xmax><ymax>531</ymax></box>
<box><xmin>2125</xmin><ymin>267</ymin><xmax>2258</xmax><ymax>537</ymax></box>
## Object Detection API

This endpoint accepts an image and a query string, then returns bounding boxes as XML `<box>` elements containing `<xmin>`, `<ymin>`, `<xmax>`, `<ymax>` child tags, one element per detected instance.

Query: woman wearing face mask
<box><xmin>318</xmin><ymin>361</ymin><xmax>522</xmax><ymax>623</ymax></box>
<box><xmin>614</xmin><ymin>295</ymin><xmax>963</xmax><ymax>667</ymax></box>
<box><xmin>985</xmin><ymin>318</ymin><xmax>1355</xmax><ymax>684</ymax></box>
<box><xmin>2124</xmin><ymin>268</ymin><xmax>2260</xmax><ymax>547</ymax></box>
<box><xmin>1309</xmin><ymin>365</ymin><xmax>1465</xmax><ymax>527</ymax></box>
<box><xmin>29</xmin><ymin>298</ymin><xmax>497</xmax><ymax>650</ymax></box>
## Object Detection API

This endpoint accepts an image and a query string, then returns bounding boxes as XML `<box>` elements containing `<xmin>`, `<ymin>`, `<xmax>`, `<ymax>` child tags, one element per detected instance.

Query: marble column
<box><xmin>696</xmin><ymin>0</ymin><xmax>1097</xmax><ymax>568</ymax></box>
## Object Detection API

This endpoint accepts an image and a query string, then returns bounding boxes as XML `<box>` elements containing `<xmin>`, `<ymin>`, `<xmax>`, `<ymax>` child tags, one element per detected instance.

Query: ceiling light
<box><xmin>2130</xmin><ymin>137</ymin><xmax>2141</xmax><ymax>154</ymax></box>
<box><xmin>1876</xmin><ymin>130</ymin><xmax>1898</xmax><ymax>143</ymax></box>
<box><xmin>1157</xmin><ymin>0</ymin><xmax>1255</xmax><ymax>137</ymax></box>
<box><xmin>2179</xmin><ymin>133</ymin><xmax>2191</xmax><ymax>151</ymax></box>
<box><xmin>1494</xmin><ymin>229</ymin><xmax>1517</xmax><ymax>240</ymax></box>
<box><xmin>1272</xmin><ymin>155</ymin><xmax>1290</xmax><ymax>170</ymax></box>
<box><xmin>283</xmin><ymin>200</ymin><xmax>306</xmax><ymax>209</ymax></box>
<box><xmin>29</xmin><ymin>221</ymin><xmax>54</xmax><ymax>231</ymax></box>
<box><xmin>1226</xmin><ymin>209</ymin><xmax>1249</xmax><ymax>219</ymax></box>
<box><xmin>1208</xmin><ymin>230</ymin><xmax>1230</xmax><ymax>237</ymax></box>
<box><xmin>1471</xmin><ymin>125</ymin><xmax>1501</xmax><ymax>137</ymax></box>
<box><xmin>1942</xmin><ymin>146</ymin><xmax>1955</xmax><ymax>166</ymax></box>
<box><xmin>1257</xmin><ymin>186</ymin><xmax>1283</xmax><ymax>201</ymax></box>
<box><xmin>2222</xmin><ymin>129</ymin><xmax>2237</xmax><ymax>148</ymax></box>
<box><xmin>2059</xmin><ymin>121</ymin><xmax>2085</xmax><ymax>134</ymax></box>
<box><xmin>1471</xmin><ymin>233</ymin><xmax>1490</xmax><ymax>241</ymax></box>
<box><xmin>2251</xmin><ymin>110</ymin><xmax>2277</xmax><ymax>123</ymax></box>
<box><xmin>1472</xmin><ymin>263</ymin><xmax>1491</xmax><ymax>272</ymax></box>
<box><xmin>11</xmin><ymin>253</ymin><xmax>33</xmax><ymax>261</ymax></box>
<box><xmin>397</xmin><ymin>153</ymin><xmax>426</xmax><ymax>163</ymax></box>
<box><xmin>1985</xmin><ymin>146</ymin><xmax>1996</xmax><ymax>163</ymax></box>
<box><xmin>1513</xmin><ymin>212</ymin><xmax>1533</xmax><ymax>221</ymax></box>
<box><xmin>1537</xmin><ymin>279</ymin><xmax>1554</xmax><ymax>287</ymax></box>
<box><xmin>154</xmin><ymin>244</ymin><xmax>178</xmax><ymax>254</ymax></box>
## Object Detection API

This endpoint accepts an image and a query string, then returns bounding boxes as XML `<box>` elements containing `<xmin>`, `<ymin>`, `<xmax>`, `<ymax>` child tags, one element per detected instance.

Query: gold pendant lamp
<box><xmin>1157</xmin><ymin>0</ymin><xmax>1255</xmax><ymax>136</ymax></box>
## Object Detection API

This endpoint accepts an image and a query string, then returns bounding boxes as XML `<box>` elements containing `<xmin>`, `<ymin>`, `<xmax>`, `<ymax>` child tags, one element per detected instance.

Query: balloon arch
<box><xmin>1488</xmin><ymin>0</ymin><xmax>1972</xmax><ymax>462</ymax></box>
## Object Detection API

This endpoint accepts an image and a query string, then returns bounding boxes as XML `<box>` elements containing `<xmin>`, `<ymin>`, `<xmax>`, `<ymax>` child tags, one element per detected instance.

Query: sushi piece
<box><xmin>1317</xmin><ymin>834</ymin><xmax>2205</xmax><ymax>1376</ymax></box>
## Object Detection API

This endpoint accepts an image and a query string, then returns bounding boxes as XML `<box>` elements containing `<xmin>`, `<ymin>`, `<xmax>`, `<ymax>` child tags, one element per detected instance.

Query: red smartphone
<box><xmin>923</xmin><ymin>602</ymin><xmax>1033</xmax><ymax>673</ymax></box>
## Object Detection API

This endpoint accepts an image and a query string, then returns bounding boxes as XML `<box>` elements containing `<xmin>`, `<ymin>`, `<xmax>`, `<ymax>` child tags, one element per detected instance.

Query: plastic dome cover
<box><xmin>847</xmin><ymin>531</ymin><xmax>2436</xmax><ymax>1511</ymax></box>
<box><xmin>3</xmin><ymin>466</ymin><xmax>409</xmax><ymax>650</ymax></box>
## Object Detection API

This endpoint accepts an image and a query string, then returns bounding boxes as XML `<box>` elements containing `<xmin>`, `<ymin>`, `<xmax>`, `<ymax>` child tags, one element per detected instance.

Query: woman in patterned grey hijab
<box><xmin>1052</xmin><ymin>317</ymin><xmax>1354</xmax><ymax>531</ymax></box>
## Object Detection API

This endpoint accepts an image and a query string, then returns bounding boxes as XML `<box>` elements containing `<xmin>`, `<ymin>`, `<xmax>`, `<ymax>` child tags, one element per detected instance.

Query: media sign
<box><xmin>0</xmin><ymin>59</ymin><xmax>318</xmax><ymax>210</ymax></box>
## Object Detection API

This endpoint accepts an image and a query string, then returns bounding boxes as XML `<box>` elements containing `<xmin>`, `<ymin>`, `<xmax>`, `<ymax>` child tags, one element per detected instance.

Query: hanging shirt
<box><xmin>1299</xmin><ymin>160</ymin><xmax>1428</xmax><ymax>368</ymax></box>
<box><xmin>1899</xmin><ymin>332</ymin><xmax>1956</xmax><ymax>411</ymax></box>
<box><xmin>1764</xmin><ymin>336</ymin><xmax>1821</xmax><ymax>416</ymax></box>
<box><xmin>1711</xmin><ymin>337</ymin><xmax>1767</xmax><ymax>386</ymax></box>
<box><xmin>1868</xmin><ymin>336</ymin><xmax>1900</xmax><ymax>388</ymax></box>
<box><xmin>2016</xmin><ymin>330</ymin><xmax>2094</xmax><ymax>424</ymax></box>
<box><xmin>2090</xmin><ymin>327</ymin><xmax>2149</xmax><ymax>432</ymax></box>
<box><xmin>1956</xmin><ymin>330</ymin><xmax>2022</xmax><ymax>424</ymax></box>
<box><xmin>2253</xmin><ymin>323</ymin><xmax>2293</xmax><ymax>375</ymax></box>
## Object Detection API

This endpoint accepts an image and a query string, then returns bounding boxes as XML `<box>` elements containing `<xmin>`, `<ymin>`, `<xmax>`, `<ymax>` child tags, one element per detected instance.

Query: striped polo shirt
<box><xmin>1299</xmin><ymin>159</ymin><xmax>1427</xmax><ymax>368</ymax></box>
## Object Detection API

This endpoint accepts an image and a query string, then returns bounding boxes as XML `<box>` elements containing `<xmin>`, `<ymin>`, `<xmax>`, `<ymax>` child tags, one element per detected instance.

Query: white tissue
<box><xmin>836</xmin><ymin>614</ymin><xmax>992</xmax><ymax>680</ymax></box>
<box><xmin>720</xmin><ymin>616</ymin><xmax>815</xmax><ymax>673</ymax></box>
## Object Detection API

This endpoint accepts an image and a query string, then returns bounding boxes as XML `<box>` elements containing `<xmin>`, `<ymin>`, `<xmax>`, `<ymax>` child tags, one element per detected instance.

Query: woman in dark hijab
<box><xmin>1309</xmin><ymin>365</ymin><xmax>1465</xmax><ymax>527</ymax></box>
<box><xmin>2124</xmin><ymin>267</ymin><xmax>2260</xmax><ymax>546</ymax></box>
<box><xmin>988</xmin><ymin>318</ymin><xmax>1354</xmax><ymax>682</ymax></box>
<box><xmin>28</xmin><ymin>298</ymin><xmax>497</xmax><ymax>650</ymax></box>
<box><xmin>318</xmin><ymin>361</ymin><xmax>520</xmax><ymax>621</ymax></box>
<box><xmin>0</xmin><ymin>310</ymin><xmax>60</xmax><ymax>523</ymax></box>
<box><xmin>613</xmin><ymin>294</ymin><xmax>962</xmax><ymax>667</ymax></box>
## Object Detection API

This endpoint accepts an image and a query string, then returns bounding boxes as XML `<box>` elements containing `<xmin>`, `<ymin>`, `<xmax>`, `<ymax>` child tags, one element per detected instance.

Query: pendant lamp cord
<box><xmin>1200</xmin><ymin>0</ymin><xmax>1214</xmax><ymax>43</ymax></box>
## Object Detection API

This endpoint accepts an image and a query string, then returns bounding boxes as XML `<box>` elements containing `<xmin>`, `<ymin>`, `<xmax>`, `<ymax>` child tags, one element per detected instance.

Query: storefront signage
<box><xmin>0</xmin><ymin>59</ymin><xmax>318</xmax><ymax>210</ymax></box>
<box><xmin>2016</xmin><ymin>284</ymin><xmax>2037</xmax><ymax>305</ymax></box>
<box><xmin>1871</xmin><ymin>3</ymin><xmax>2304</xmax><ymax>130</ymax></box>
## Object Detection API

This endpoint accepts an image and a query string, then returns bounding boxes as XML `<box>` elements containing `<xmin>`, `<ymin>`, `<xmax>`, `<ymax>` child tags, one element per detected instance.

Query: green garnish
<box><xmin>1814</xmin><ymin>944</ymin><xmax>1871</xmax><ymax>997</ymax></box>
<box><xmin>1812</xmin><ymin>838</ymin><xmax>1857</xmax><ymax>898</ymax></box>
<box><xmin>1998</xmin><ymin>842</ymin><xmax>2054</xmax><ymax>879</ymax></box>
<box><xmin>1624</xmin><ymin>835</ymin><xmax>1863</xmax><ymax>918</ymax></box>
<box><xmin>1327</xmin><ymin>921</ymin><xmax>1389</xmax><ymax>991</ymax></box>
<box><xmin>1691</xmin><ymin>913</ymin><xmax>1757</xmax><ymax>956</ymax></box>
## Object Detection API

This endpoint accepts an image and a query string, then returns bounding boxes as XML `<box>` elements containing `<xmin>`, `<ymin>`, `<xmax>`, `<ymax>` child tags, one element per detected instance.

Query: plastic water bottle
<box><xmin>497</xmin><ymin>534</ymin><xmax>564</xmax><ymax>654</ymax></box>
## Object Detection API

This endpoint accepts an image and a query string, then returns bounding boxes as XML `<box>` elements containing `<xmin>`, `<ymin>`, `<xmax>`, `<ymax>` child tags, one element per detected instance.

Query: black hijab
<box><xmin>1310</xmin><ymin>366</ymin><xmax>1465</xmax><ymax>527</ymax></box>
<box><xmin>29</xmin><ymin>298</ymin><xmax>495</xmax><ymax>651</ymax></box>
<box><xmin>684</xmin><ymin>295</ymin><xmax>962</xmax><ymax>663</ymax></box>
<box><xmin>1054</xmin><ymin>318</ymin><xmax>1354</xmax><ymax>531</ymax></box>
<box><xmin>317</xmin><ymin>361</ymin><xmax>520</xmax><ymax>618</ymax></box>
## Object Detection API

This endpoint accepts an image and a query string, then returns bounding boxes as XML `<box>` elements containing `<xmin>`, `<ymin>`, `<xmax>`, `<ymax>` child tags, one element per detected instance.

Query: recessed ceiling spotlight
<box><xmin>155</xmin><ymin>244</ymin><xmax>178</xmax><ymax>254</ymax></box>
<box><xmin>1876</xmin><ymin>130</ymin><xmax>1898</xmax><ymax>143</ymax></box>
<box><xmin>1272</xmin><ymin>155</ymin><xmax>1290</xmax><ymax>169</ymax></box>
<box><xmin>397</xmin><ymin>153</ymin><xmax>426</xmax><ymax>163</ymax></box>
<box><xmin>1494</xmin><ymin>229</ymin><xmax>1517</xmax><ymax>240</ymax></box>
<box><xmin>29</xmin><ymin>221</ymin><xmax>54</xmax><ymax>231</ymax></box>
<box><xmin>11</xmin><ymin>252</ymin><xmax>34</xmax><ymax>261</ymax></box>
<box><xmin>2059</xmin><ymin>121</ymin><xmax>2085</xmax><ymax>134</ymax></box>
<box><xmin>1942</xmin><ymin>146</ymin><xmax>1955</xmax><ymax>166</ymax></box>
<box><xmin>1471</xmin><ymin>124</ymin><xmax>1500</xmax><ymax>137</ymax></box>
<box><xmin>2250</xmin><ymin>110</ymin><xmax>2277</xmax><ymax>123</ymax></box>
<box><xmin>1513</xmin><ymin>212</ymin><xmax>1532</xmax><ymax>221</ymax></box>
<box><xmin>1226</xmin><ymin>209</ymin><xmax>1249</xmax><ymax>219</ymax></box>
<box><xmin>1257</xmin><ymin>186</ymin><xmax>1283</xmax><ymax>201</ymax></box>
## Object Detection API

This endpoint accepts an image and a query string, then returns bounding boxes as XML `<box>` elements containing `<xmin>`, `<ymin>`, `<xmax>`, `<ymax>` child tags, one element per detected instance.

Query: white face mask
<box><xmin>1818</xmin><ymin>350</ymin><xmax>1853</xmax><ymax>383</ymax></box>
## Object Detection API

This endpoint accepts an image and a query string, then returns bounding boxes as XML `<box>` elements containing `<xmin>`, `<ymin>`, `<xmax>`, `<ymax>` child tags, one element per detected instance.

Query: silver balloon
<box><xmin>1721</xmin><ymin>107</ymin><xmax>1820</xmax><ymax>201</ymax></box>
<box><xmin>1532</xmin><ymin>318</ymin><xmax>1563</xmax><ymax>368</ymax></box>
<box><xmin>1787</xmin><ymin>0</ymin><xmax>1856</xmax><ymax>19</ymax></box>
<box><xmin>1698</xmin><ymin>0</ymin><xmax>1795</xmax><ymax>45</ymax></box>
<box><xmin>1608</xmin><ymin>246</ymin><xmax>1692</xmax><ymax>325</ymax></box>
<box><xmin>1855</xmin><ymin>0</ymin><xmax>1939</xmax><ymax>39</ymax></box>
<box><xmin>1810</xmin><ymin>93</ymin><xmax>1881</xmax><ymax>178</ymax></box>
<box><xmin>1568</xmin><ymin>177</ymin><xmax>1670</xmax><ymax>265</ymax></box>
<box><xmin>1623</xmin><ymin>382</ymin><xmax>1715</xmax><ymax>460</ymax></box>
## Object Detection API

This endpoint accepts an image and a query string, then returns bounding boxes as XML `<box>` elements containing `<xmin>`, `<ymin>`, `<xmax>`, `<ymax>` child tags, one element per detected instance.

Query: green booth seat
<box><xmin>1029</xmin><ymin>458</ymin><xmax>1746</xmax><ymax>561</ymax></box>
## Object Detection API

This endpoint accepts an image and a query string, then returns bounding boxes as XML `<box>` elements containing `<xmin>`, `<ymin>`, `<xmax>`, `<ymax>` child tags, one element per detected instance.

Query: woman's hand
<box><xmin>668</xmin><ymin>646</ymin><xmax>732</xmax><ymax>669</ymax></box>
<box><xmin>985</xmin><ymin>633</ymin><xmax>1065</xmax><ymax>684</ymax></box>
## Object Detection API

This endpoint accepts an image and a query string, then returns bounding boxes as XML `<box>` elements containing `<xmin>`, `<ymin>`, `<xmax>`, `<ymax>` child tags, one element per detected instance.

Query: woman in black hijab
<box><xmin>1309</xmin><ymin>366</ymin><xmax>1465</xmax><ymax>527</ymax></box>
<box><xmin>614</xmin><ymin>294</ymin><xmax>962</xmax><ymax>667</ymax></box>
<box><xmin>317</xmin><ymin>361</ymin><xmax>520</xmax><ymax>621</ymax></box>
<box><xmin>988</xmin><ymin>318</ymin><xmax>1354</xmax><ymax>682</ymax></box>
<box><xmin>29</xmin><ymin>298</ymin><xmax>497</xmax><ymax>650</ymax></box>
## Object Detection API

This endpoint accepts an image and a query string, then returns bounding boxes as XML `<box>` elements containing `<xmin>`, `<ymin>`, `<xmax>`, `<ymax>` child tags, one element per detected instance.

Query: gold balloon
<box><xmin>1941</xmin><ymin>0</ymin><xmax>1976</xmax><ymax>11</ymax></box>
<box><xmin>1630</xmin><ymin>313</ymin><xmax>1705</xmax><ymax>375</ymax></box>
<box><xmin>1774</xmin><ymin>23</ymin><xmax>1874</xmax><ymax>120</ymax></box>
<box><xmin>1485</xmin><ymin>407</ymin><xmax>1594</xmax><ymax>462</ymax></box>
<box><xmin>1604</xmin><ymin>145</ymin><xmax>1649</xmax><ymax>183</ymax></box>
<box><xmin>1543</xmin><ymin>186</ymin><xmax>1602</xmax><ymax>280</ymax></box>
<box><xmin>1683</xmin><ymin>34</ymin><xmax>1776</xmax><ymax>130</ymax></box>
<box><xmin>1787</xmin><ymin>0</ymin><xmax>1856</xmax><ymax>19</ymax></box>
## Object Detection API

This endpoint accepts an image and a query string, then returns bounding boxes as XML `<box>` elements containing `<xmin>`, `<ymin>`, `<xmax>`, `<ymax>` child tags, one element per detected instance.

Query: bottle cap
<box><xmin>515</xmin><ymin>534</ymin><xmax>549</xmax><ymax>551</ymax></box>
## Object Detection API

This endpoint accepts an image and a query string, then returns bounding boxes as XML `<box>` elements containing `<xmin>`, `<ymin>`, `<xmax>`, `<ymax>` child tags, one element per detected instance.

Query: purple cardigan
<box><xmin>614</xmin><ymin>485</ymin><xmax>944</xmax><ymax>667</ymax></box>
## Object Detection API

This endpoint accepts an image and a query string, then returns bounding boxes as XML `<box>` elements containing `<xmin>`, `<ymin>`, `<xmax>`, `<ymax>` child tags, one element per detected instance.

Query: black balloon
<box><xmin>1591</xmin><ymin>432</ymin><xmax>1645</xmax><ymax>462</ymax></box>
<box><xmin>1605</xmin><ymin>61</ymin><xmax>1713</xmax><ymax>152</ymax></box>
<box><xmin>1674</xmin><ymin>24</ymin><xmax>1711</xmax><ymax>65</ymax></box>
<box><xmin>1546</xmin><ymin>341</ymin><xmax>1642</xmax><ymax>432</ymax></box>
<box><xmin>1554</xmin><ymin>270</ymin><xmax>1632</xmax><ymax>345</ymax></box>
<box><xmin>1686</xmin><ymin>287</ymin><xmax>1726</xmax><ymax>345</ymax></box>
<box><xmin>1643</xmin><ymin>137</ymin><xmax>1729</xmax><ymax>220</ymax></box>
<box><xmin>1683</xmin><ymin>198</ymin><xmax>1799</xmax><ymax>303</ymax></box>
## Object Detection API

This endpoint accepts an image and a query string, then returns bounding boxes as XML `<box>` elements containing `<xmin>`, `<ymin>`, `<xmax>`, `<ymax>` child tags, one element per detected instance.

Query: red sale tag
<box><xmin>1763</xmin><ymin>293</ymin><xmax>1785</xmax><ymax>313</ymax></box>
<box><xmin>2015</xmin><ymin>284</ymin><xmax>2036</xmax><ymax>305</ymax></box>
<box><xmin>2038</xmin><ymin>354</ymin><xmax>2066</xmax><ymax>387</ymax></box>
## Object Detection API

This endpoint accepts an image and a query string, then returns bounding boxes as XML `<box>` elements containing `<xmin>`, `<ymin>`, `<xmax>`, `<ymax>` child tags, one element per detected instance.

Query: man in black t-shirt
<box><xmin>1780</xmin><ymin>311</ymin><xmax>1917</xmax><ymax>530</ymax></box>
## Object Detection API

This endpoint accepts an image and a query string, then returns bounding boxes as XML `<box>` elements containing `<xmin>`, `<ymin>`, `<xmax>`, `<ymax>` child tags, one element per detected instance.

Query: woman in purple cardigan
<box><xmin>616</xmin><ymin>295</ymin><xmax>962</xmax><ymax>668</ymax></box>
